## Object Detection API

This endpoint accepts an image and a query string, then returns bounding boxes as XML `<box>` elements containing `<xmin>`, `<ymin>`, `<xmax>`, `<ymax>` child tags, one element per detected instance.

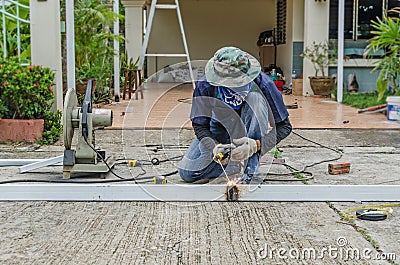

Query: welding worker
<box><xmin>178</xmin><ymin>46</ymin><xmax>291</xmax><ymax>184</ymax></box>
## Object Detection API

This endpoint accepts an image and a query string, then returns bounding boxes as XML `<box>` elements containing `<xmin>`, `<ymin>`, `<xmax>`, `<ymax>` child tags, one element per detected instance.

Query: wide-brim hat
<box><xmin>205</xmin><ymin>46</ymin><xmax>261</xmax><ymax>88</ymax></box>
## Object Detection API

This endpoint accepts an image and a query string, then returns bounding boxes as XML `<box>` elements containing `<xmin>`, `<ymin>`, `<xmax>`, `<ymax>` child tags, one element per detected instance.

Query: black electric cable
<box><xmin>82</xmin><ymin>135</ymin><xmax>131</xmax><ymax>181</ymax></box>
<box><xmin>0</xmin><ymin>137</ymin><xmax>180</xmax><ymax>185</ymax></box>
<box><xmin>114</xmin><ymin>155</ymin><xmax>184</xmax><ymax>166</ymax></box>
<box><xmin>261</xmin><ymin>131</ymin><xmax>343</xmax><ymax>182</ymax></box>
<box><xmin>291</xmin><ymin>131</ymin><xmax>343</xmax><ymax>167</ymax></box>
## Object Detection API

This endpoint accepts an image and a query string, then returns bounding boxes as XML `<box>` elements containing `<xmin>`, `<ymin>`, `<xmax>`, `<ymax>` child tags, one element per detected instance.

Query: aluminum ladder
<box><xmin>138</xmin><ymin>0</ymin><xmax>195</xmax><ymax>87</ymax></box>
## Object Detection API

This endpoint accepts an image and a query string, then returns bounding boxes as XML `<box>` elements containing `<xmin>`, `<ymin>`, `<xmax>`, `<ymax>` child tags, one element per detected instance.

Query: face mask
<box><xmin>217</xmin><ymin>83</ymin><xmax>251</xmax><ymax>110</ymax></box>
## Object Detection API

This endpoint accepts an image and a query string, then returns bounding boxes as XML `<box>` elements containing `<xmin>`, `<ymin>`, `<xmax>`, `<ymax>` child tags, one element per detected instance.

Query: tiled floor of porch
<box><xmin>102</xmin><ymin>82</ymin><xmax>400</xmax><ymax>130</ymax></box>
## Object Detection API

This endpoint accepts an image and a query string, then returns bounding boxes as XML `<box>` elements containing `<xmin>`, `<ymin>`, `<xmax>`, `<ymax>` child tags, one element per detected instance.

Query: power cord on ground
<box><xmin>261</xmin><ymin>131</ymin><xmax>343</xmax><ymax>182</ymax></box>
<box><xmin>0</xmin><ymin>138</ymin><xmax>180</xmax><ymax>185</ymax></box>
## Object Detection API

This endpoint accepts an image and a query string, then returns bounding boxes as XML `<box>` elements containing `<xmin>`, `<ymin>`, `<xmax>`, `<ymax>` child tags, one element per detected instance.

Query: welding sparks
<box><xmin>225</xmin><ymin>180</ymin><xmax>240</xmax><ymax>201</ymax></box>
<box><xmin>217</xmin><ymin>159</ymin><xmax>231</xmax><ymax>183</ymax></box>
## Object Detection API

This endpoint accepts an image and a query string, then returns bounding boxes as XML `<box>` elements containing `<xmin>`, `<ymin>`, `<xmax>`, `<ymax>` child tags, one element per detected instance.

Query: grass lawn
<box><xmin>332</xmin><ymin>90</ymin><xmax>388</xmax><ymax>109</ymax></box>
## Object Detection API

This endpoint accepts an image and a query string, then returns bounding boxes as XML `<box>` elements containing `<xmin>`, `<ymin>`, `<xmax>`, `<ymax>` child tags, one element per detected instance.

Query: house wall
<box><xmin>30</xmin><ymin>0</ymin><xmax>63</xmax><ymax>111</ymax></box>
<box><xmin>292</xmin><ymin>0</ymin><xmax>304</xmax><ymax>42</ymax></box>
<box><xmin>146</xmin><ymin>0</ymin><xmax>276</xmax><ymax>76</ymax></box>
<box><xmin>303</xmin><ymin>0</ymin><xmax>330</xmax><ymax>95</ymax></box>
<box><xmin>276</xmin><ymin>0</ymin><xmax>293</xmax><ymax>84</ymax></box>
<box><xmin>291</xmin><ymin>0</ymin><xmax>304</xmax><ymax>79</ymax></box>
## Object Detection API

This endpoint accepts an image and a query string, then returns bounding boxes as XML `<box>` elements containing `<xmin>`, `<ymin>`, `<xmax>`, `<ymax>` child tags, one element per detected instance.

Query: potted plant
<box><xmin>302</xmin><ymin>41</ymin><xmax>336</xmax><ymax>96</ymax></box>
<box><xmin>0</xmin><ymin>56</ymin><xmax>62</xmax><ymax>143</ymax></box>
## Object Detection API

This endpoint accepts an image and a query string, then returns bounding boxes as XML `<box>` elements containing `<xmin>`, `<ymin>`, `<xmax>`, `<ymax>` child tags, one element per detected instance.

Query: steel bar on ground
<box><xmin>0</xmin><ymin>185</ymin><xmax>399</xmax><ymax>202</ymax></box>
<box><xmin>0</xmin><ymin>159</ymin><xmax>62</xmax><ymax>167</ymax></box>
<box><xmin>19</xmin><ymin>155</ymin><xmax>64</xmax><ymax>173</ymax></box>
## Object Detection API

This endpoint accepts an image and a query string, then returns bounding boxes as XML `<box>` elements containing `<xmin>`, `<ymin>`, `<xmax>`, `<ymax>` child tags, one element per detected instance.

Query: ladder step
<box><xmin>155</xmin><ymin>4</ymin><xmax>177</xmax><ymax>9</ymax></box>
<box><xmin>145</xmin><ymin>53</ymin><xmax>188</xmax><ymax>57</ymax></box>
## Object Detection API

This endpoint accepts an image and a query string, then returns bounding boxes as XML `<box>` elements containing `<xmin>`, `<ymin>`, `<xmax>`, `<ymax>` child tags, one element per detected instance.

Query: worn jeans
<box><xmin>179</xmin><ymin>92</ymin><xmax>270</xmax><ymax>183</ymax></box>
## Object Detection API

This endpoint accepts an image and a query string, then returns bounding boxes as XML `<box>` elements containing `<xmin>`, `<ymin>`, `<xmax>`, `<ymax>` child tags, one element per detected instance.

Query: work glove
<box><xmin>212</xmin><ymin>143</ymin><xmax>234</xmax><ymax>165</ymax></box>
<box><xmin>231</xmin><ymin>137</ymin><xmax>258</xmax><ymax>161</ymax></box>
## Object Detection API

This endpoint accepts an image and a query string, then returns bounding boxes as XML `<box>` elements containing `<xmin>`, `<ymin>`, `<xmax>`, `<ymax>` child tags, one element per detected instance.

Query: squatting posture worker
<box><xmin>178</xmin><ymin>46</ymin><xmax>292</xmax><ymax>184</ymax></box>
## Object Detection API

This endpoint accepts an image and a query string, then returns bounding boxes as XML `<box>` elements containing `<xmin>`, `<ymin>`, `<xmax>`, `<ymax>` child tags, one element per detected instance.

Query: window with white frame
<box><xmin>329</xmin><ymin>0</ymin><xmax>399</xmax><ymax>40</ymax></box>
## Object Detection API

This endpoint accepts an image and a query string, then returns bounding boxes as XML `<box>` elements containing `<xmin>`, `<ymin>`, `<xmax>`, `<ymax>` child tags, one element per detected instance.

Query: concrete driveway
<box><xmin>0</xmin><ymin>129</ymin><xmax>399</xmax><ymax>264</ymax></box>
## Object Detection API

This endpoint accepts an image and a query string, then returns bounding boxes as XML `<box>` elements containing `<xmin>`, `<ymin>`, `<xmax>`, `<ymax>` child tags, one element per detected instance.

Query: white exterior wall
<box><xmin>146</xmin><ymin>0</ymin><xmax>276</xmax><ymax>75</ymax></box>
<box><xmin>122</xmin><ymin>0</ymin><xmax>146</xmax><ymax>63</ymax></box>
<box><xmin>303</xmin><ymin>0</ymin><xmax>330</xmax><ymax>95</ymax></box>
<box><xmin>30</xmin><ymin>0</ymin><xmax>63</xmax><ymax>111</ymax></box>
<box><xmin>276</xmin><ymin>0</ymin><xmax>293</xmax><ymax>84</ymax></box>
<box><xmin>292</xmin><ymin>0</ymin><xmax>304</xmax><ymax>42</ymax></box>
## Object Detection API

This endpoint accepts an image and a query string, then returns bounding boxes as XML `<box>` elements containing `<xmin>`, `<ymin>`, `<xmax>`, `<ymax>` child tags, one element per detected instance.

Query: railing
<box><xmin>0</xmin><ymin>0</ymin><xmax>30</xmax><ymax>59</ymax></box>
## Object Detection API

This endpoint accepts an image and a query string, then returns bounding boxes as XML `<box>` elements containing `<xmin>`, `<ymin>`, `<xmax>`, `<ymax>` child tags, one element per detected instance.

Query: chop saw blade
<box><xmin>63</xmin><ymin>88</ymin><xmax>78</xmax><ymax>150</ymax></box>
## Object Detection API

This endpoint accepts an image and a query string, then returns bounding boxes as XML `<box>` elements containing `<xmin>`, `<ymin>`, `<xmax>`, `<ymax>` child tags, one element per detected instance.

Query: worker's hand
<box><xmin>212</xmin><ymin>143</ymin><xmax>234</xmax><ymax>165</ymax></box>
<box><xmin>231</xmin><ymin>137</ymin><xmax>258</xmax><ymax>161</ymax></box>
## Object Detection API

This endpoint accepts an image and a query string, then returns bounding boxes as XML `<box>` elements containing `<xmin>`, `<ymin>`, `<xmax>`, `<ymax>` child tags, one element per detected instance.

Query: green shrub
<box><xmin>38</xmin><ymin>110</ymin><xmax>62</xmax><ymax>145</ymax></box>
<box><xmin>0</xmin><ymin>56</ymin><xmax>62</xmax><ymax>144</ymax></box>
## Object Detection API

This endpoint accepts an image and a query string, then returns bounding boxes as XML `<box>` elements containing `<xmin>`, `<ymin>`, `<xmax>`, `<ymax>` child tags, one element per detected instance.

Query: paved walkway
<box><xmin>104</xmin><ymin>82</ymin><xmax>400</xmax><ymax>130</ymax></box>
<box><xmin>1</xmin><ymin>129</ymin><xmax>399</xmax><ymax>264</ymax></box>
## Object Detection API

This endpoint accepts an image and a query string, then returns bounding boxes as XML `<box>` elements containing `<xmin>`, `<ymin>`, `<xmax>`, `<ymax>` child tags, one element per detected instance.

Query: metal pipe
<box><xmin>19</xmin><ymin>155</ymin><xmax>64</xmax><ymax>173</ymax></box>
<box><xmin>0</xmin><ymin>159</ymin><xmax>61</xmax><ymax>167</ymax></box>
<box><xmin>0</xmin><ymin>184</ymin><xmax>399</xmax><ymax>202</ymax></box>
<box><xmin>113</xmin><ymin>0</ymin><xmax>120</xmax><ymax>100</ymax></box>
<box><xmin>16</xmin><ymin>1</ymin><xmax>20</xmax><ymax>59</ymax></box>
<box><xmin>66</xmin><ymin>0</ymin><xmax>76</xmax><ymax>90</ymax></box>
<box><xmin>337</xmin><ymin>0</ymin><xmax>345</xmax><ymax>103</ymax></box>
<box><xmin>6</xmin><ymin>0</ymin><xmax>29</xmax><ymax>9</ymax></box>
<box><xmin>2</xmin><ymin>0</ymin><xmax>7</xmax><ymax>58</ymax></box>
<box><xmin>0</xmin><ymin>9</ymin><xmax>30</xmax><ymax>23</ymax></box>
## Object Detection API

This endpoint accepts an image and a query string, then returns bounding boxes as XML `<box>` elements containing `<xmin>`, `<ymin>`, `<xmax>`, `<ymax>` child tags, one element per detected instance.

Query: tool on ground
<box><xmin>357</xmin><ymin>104</ymin><xmax>387</xmax><ymax>114</ymax></box>
<box><xmin>63</xmin><ymin>81</ymin><xmax>115</xmax><ymax>179</ymax></box>
<box><xmin>153</xmin><ymin>176</ymin><xmax>167</xmax><ymax>184</ymax></box>
<box><xmin>130</xmin><ymin>175</ymin><xmax>168</xmax><ymax>184</ymax></box>
<box><xmin>356</xmin><ymin>209</ymin><xmax>390</xmax><ymax>221</ymax></box>
<box><xmin>342</xmin><ymin>203</ymin><xmax>399</xmax><ymax>221</ymax></box>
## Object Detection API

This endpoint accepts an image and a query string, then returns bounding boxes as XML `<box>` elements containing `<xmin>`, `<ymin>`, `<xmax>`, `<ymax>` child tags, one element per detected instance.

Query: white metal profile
<box><xmin>337</xmin><ymin>0</ymin><xmax>345</xmax><ymax>103</ymax></box>
<box><xmin>113</xmin><ymin>0</ymin><xmax>120</xmax><ymax>99</ymax></box>
<box><xmin>66</xmin><ymin>0</ymin><xmax>76</xmax><ymax>90</ymax></box>
<box><xmin>66</xmin><ymin>0</ymin><xmax>121</xmax><ymax>93</ymax></box>
<box><xmin>0</xmin><ymin>184</ymin><xmax>399</xmax><ymax>202</ymax></box>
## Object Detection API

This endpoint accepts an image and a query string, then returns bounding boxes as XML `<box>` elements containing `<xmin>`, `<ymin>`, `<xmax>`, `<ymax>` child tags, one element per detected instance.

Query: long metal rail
<box><xmin>0</xmin><ymin>184</ymin><xmax>399</xmax><ymax>202</ymax></box>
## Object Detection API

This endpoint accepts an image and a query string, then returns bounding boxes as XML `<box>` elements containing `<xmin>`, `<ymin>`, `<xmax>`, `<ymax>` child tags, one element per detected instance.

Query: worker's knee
<box><xmin>276</xmin><ymin>118</ymin><xmax>292</xmax><ymax>144</ymax></box>
<box><xmin>178</xmin><ymin>168</ymin><xmax>197</xmax><ymax>183</ymax></box>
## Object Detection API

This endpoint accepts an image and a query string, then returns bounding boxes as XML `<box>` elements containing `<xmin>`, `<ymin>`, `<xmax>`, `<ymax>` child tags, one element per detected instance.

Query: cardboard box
<box><xmin>292</xmin><ymin>78</ymin><xmax>303</xmax><ymax>96</ymax></box>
